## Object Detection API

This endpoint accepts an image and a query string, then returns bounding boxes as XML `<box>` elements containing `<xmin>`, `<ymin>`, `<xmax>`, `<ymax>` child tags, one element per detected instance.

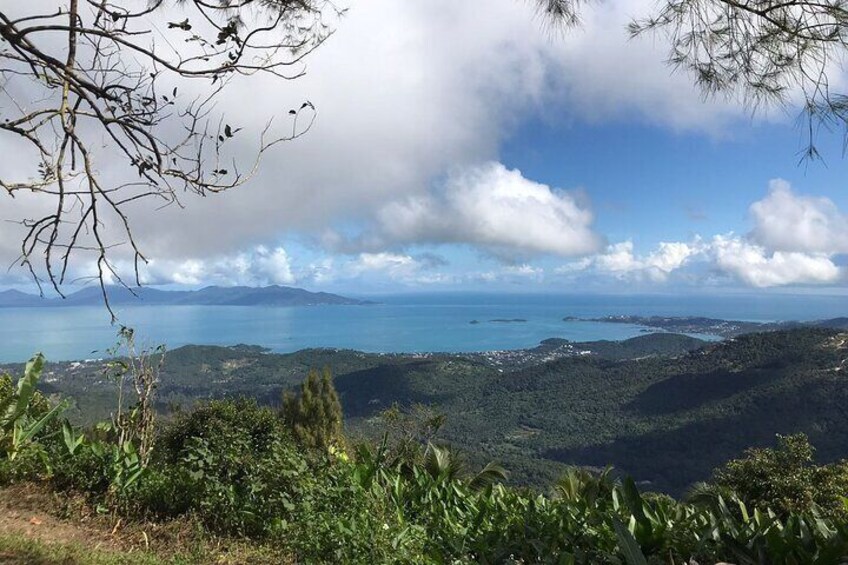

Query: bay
<box><xmin>0</xmin><ymin>291</ymin><xmax>844</xmax><ymax>362</ymax></box>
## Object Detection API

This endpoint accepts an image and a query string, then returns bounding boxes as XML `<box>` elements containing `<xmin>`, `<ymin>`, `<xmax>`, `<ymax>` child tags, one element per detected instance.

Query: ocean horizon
<box><xmin>0</xmin><ymin>291</ymin><xmax>844</xmax><ymax>363</ymax></box>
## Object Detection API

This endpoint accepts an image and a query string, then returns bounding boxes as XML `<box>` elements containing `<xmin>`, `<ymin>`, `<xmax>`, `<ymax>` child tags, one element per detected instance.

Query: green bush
<box><xmin>50</xmin><ymin>442</ymin><xmax>113</xmax><ymax>494</ymax></box>
<box><xmin>714</xmin><ymin>433</ymin><xmax>848</xmax><ymax>519</ymax></box>
<box><xmin>8</xmin><ymin>365</ymin><xmax>848</xmax><ymax>564</ymax></box>
<box><xmin>130</xmin><ymin>398</ymin><xmax>423</xmax><ymax>562</ymax></box>
<box><xmin>156</xmin><ymin>398</ymin><xmax>284</xmax><ymax>464</ymax></box>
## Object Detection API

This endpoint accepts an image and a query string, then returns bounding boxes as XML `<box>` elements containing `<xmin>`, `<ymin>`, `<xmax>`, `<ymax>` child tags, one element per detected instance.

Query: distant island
<box><xmin>469</xmin><ymin>318</ymin><xmax>528</xmax><ymax>324</ymax></box>
<box><xmin>575</xmin><ymin>314</ymin><xmax>848</xmax><ymax>338</ymax></box>
<box><xmin>0</xmin><ymin>285</ymin><xmax>372</xmax><ymax>308</ymax></box>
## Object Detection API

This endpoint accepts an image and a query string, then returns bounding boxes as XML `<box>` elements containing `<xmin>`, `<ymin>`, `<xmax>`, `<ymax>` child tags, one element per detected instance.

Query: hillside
<box><xmin>18</xmin><ymin>328</ymin><xmax>848</xmax><ymax>495</ymax></box>
<box><xmin>0</xmin><ymin>285</ymin><xmax>371</xmax><ymax>308</ymax></box>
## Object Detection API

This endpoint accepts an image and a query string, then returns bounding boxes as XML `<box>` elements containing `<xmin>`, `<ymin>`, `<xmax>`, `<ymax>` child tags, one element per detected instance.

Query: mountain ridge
<box><xmin>0</xmin><ymin>285</ymin><xmax>371</xmax><ymax>308</ymax></box>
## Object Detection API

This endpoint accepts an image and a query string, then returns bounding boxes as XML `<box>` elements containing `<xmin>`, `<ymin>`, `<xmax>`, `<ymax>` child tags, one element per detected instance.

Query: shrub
<box><xmin>133</xmin><ymin>398</ymin><xmax>423</xmax><ymax>561</ymax></box>
<box><xmin>714</xmin><ymin>433</ymin><xmax>848</xmax><ymax>518</ymax></box>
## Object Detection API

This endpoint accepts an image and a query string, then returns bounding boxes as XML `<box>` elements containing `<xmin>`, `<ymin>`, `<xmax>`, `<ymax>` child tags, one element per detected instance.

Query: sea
<box><xmin>0</xmin><ymin>292</ymin><xmax>845</xmax><ymax>363</ymax></box>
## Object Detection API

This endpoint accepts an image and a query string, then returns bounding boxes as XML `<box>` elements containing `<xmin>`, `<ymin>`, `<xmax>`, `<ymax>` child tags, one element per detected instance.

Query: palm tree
<box><xmin>422</xmin><ymin>442</ymin><xmax>508</xmax><ymax>490</ymax></box>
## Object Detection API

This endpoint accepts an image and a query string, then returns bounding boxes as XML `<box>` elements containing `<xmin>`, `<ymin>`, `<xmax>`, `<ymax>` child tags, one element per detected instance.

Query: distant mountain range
<box><xmin>0</xmin><ymin>286</ymin><xmax>372</xmax><ymax>308</ymax></box>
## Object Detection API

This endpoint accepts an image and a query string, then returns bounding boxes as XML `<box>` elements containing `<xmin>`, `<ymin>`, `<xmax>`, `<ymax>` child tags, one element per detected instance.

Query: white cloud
<box><xmin>340</xmin><ymin>252</ymin><xmax>458</xmax><ymax>286</ymax></box>
<box><xmin>140</xmin><ymin>246</ymin><xmax>295</xmax><ymax>287</ymax></box>
<box><xmin>561</xmin><ymin>239</ymin><xmax>699</xmax><ymax>281</ymax></box>
<box><xmin>349</xmin><ymin>253</ymin><xmax>421</xmax><ymax>278</ymax></box>
<box><xmin>342</xmin><ymin>162</ymin><xmax>603</xmax><ymax>260</ymax></box>
<box><xmin>556</xmin><ymin>180</ymin><xmax>848</xmax><ymax>289</ymax></box>
<box><xmin>749</xmin><ymin>179</ymin><xmax>848</xmax><ymax>254</ymax></box>
<box><xmin>1</xmin><ymin>0</ymin><xmax>760</xmax><ymax>287</ymax></box>
<box><xmin>700</xmin><ymin>180</ymin><xmax>848</xmax><ymax>287</ymax></box>
<box><xmin>646</xmin><ymin>241</ymin><xmax>700</xmax><ymax>272</ymax></box>
<box><xmin>710</xmin><ymin>235</ymin><xmax>841</xmax><ymax>287</ymax></box>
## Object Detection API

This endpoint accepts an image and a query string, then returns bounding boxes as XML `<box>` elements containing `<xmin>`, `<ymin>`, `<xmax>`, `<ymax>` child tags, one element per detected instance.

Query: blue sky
<box><xmin>503</xmin><ymin>119</ymin><xmax>848</xmax><ymax>248</ymax></box>
<box><xmin>2</xmin><ymin>0</ymin><xmax>848</xmax><ymax>296</ymax></box>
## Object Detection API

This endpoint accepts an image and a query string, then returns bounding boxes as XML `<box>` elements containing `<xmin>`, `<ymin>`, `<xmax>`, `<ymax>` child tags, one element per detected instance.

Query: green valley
<box><xmin>17</xmin><ymin>327</ymin><xmax>848</xmax><ymax>496</ymax></box>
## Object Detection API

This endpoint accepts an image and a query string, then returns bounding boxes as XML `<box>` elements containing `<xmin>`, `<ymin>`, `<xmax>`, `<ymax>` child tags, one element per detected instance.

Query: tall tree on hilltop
<box><xmin>281</xmin><ymin>368</ymin><xmax>343</xmax><ymax>450</ymax></box>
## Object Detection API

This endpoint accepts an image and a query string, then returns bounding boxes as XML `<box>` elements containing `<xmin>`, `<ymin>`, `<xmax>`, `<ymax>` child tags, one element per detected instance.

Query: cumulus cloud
<box><xmin>333</xmin><ymin>252</ymin><xmax>462</xmax><ymax>286</ymax></box>
<box><xmin>710</xmin><ymin>235</ymin><xmax>841</xmax><ymax>287</ymax></box>
<box><xmin>554</xmin><ymin>179</ymin><xmax>848</xmax><ymax>289</ymax></box>
<box><xmin>698</xmin><ymin>180</ymin><xmax>847</xmax><ymax>287</ymax></box>
<box><xmin>749</xmin><ymin>179</ymin><xmax>848</xmax><ymax>254</ymax></box>
<box><xmin>561</xmin><ymin>239</ymin><xmax>700</xmax><ymax>281</ymax></box>
<box><xmin>139</xmin><ymin>246</ymin><xmax>296</xmax><ymax>287</ymax></box>
<box><xmin>335</xmin><ymin>162</ymin><xmax>603</xmax><ymax>260</ymax></box>
<box><xmin>1</xmin><ymin>0</ymin><xmax>762</xmax><ymax>286</ymax></box>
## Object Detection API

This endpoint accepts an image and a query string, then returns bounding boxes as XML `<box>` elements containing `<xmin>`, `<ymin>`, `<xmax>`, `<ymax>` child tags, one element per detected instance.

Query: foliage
<box><xmin>6</xmin><ymin>334</ymin><xmax>848</xmax><ymax>562</ymax></box>
<box><xmin>714</xmin><ymin>433</ymin><xmax>848</xmax><ymax>519</ymax></box>
<box><xmin>132</xmin><ymin>398</ymin><xmax>422</xmax><ymax>561</ymax></box>
<box><xmin>281</xmin><ymin>368</ymin><xmax>344</xmax><ymax>450</ymax></box>
<box><xmin>16</xmin><ymin>328</ymin><xmax>848</xmax><ymax>494</ymax></box>
<box><xmin>0</xmin><ymin>354</ymin><xmax>64</xmax><ymax>479</ymax></box>
<box><xmin>630</xmin><ymin>0</ymin><xmax>848</xmax><ymax>160</ymax></box>
<box><xmin>10</xmin><ymin>371</ymin><xmax>848</xmax><ymax>563</ymax></box>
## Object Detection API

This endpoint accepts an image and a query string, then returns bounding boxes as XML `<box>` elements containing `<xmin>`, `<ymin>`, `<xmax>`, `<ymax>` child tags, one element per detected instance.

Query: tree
<box><xmin>629</xmin><ymin>0</ymin><xmax>848</xmax><ymax>159</ymax></box>
<box><xmin>0</xmin><ymin>0</ymin><xmax>334</xmax><ymax>315</ymax></box>
<box><xmin>536</xmin><ymin>0</ymin><xmax>848</xmax><ymax>157</ymax></box>
<box><xmin>103</xmin><ymin>326</ymin><xmax>165</xmax><ymax>467</ymax></box>
<box><xmin>713</xmin><ymin>433</ymin><xmax>848</xmax><ymax>518</ymax></box>
<box><xmin>281</xmin><ymin>368</ymin><xmax>343</xmax><ymax>450</ymax></box>
<box><xmin>421</xmin><ymin>441</ymin><xmax>508</xmax><ymax>490</ymax></box>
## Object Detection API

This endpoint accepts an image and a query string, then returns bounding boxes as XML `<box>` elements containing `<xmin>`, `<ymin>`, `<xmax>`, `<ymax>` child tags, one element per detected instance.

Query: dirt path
<box><xmin>0</xmin><ymin>484</ymin><xmax>126</xmax><ymax>549</ymax></box>
<box><xmin>0</xmin><ymin>484</ymin><xmax>292</xmax><ymax>564</ymax></box>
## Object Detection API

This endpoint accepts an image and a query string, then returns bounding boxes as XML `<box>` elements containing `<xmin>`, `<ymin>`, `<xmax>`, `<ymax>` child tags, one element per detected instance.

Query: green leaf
<box><xmin>614</xmin><ymin>518</ymin><xmax>648</xmax><ymax>565</ymax></box>
<box><xmin>622</xmin><ymin>477</ymin><xmax>647</xmax><ymax>523</ymax></box>
<box><xmin>13</xmin><ymin>353</ymin><xmax>44</xmax><ymax>420</ymax></box>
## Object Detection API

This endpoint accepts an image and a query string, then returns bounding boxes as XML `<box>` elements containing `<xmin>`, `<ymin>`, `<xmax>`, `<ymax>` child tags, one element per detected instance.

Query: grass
<box><xmin>0</xmin><ymin>533</ymin><xmax>177</xmax><ymax>564</ymax></box>
<box><xmin>0</xmin><ymin>531</ymin><xmax>297</xmax><ymax>565</ymax></box>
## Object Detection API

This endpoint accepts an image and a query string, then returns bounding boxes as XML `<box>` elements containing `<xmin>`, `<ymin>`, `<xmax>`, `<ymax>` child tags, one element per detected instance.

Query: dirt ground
<box><xmin>0</xmin><ymin>483</ymin><xmax>125</xmax><ymax>548</ymax></box>
<box><xmin>0</xmin><ymin>483</ymin><xmax>196</xmax><ymax>562</ymax></box>
<box><xmin>0</xmin><ymin>484</ymin><xmax>293</xmax><ymax>564</ymax></box>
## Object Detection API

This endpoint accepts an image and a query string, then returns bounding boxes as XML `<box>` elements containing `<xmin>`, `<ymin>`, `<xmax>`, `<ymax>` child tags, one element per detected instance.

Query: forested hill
<box><xmin>21</xmin><ymin>328</ymin><xmax>848</xmax><ymax>495</ymax></box>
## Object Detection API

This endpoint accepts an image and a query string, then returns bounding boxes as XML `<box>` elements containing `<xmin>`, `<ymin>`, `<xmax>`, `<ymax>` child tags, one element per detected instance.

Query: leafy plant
<box><xmin>0</xmin><ymin>354</ymin><xmax>65</xmax><ymax>462</ymax></box>
<box><xmin>714</xmin><ymin>433</ymin><xmax>848</xmax><ymax>519</ymax></box>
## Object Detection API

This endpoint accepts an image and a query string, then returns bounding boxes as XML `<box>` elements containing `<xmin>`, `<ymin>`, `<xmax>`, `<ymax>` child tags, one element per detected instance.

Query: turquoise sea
<box><xmin>0</xmin><ymin>292</ymin><xmax>845</xmax><ymax>362</ymax></box>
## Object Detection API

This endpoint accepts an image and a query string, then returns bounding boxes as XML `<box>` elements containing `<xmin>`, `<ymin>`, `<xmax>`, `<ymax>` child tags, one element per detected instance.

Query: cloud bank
<box><xmin>559</xmin><ymin>180</ymin><xmax>846</xmax><ymax>288</ymax></box>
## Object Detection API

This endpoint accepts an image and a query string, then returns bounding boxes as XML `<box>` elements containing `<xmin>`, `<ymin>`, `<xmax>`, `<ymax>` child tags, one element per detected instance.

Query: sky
<box><xmin>2</xmin><ymin>0</ymin><xmax>848</xmax><ymax>296</ymax></box>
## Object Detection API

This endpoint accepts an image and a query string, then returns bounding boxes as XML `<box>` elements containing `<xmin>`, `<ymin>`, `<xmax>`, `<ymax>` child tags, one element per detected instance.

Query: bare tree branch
<box><xmin>0</xmin><ymin>0</ymin><xmax>337</xmax><ymax>319</ymax></box>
